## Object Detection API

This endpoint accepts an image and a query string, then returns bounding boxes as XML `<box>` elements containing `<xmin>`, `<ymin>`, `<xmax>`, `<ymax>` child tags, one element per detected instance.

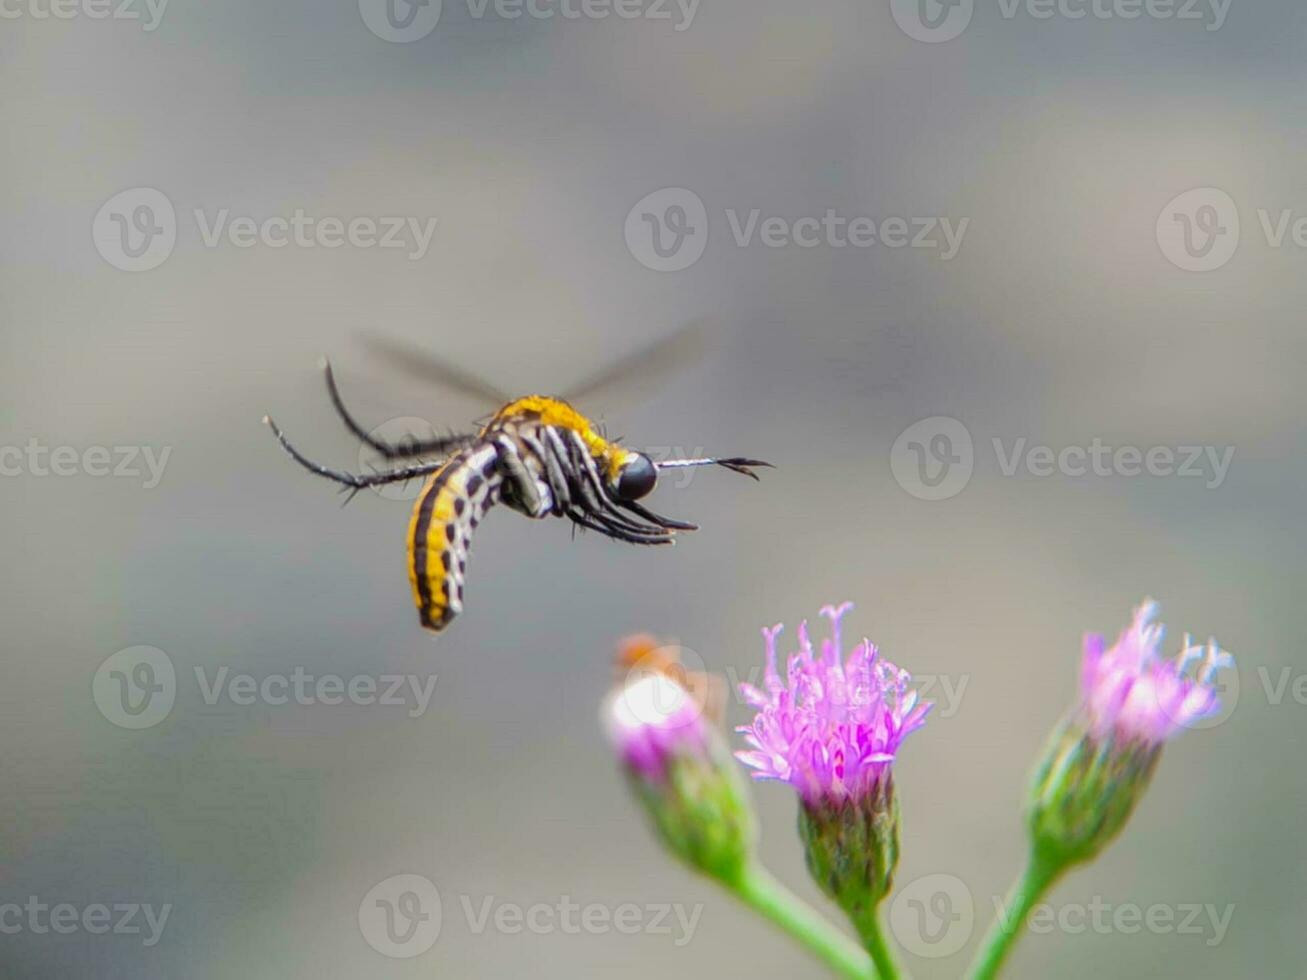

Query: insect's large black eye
<box><xmin>615</xmin><ymin>454</ymin><xmax>657</xmax><ymax>501</ymax></box>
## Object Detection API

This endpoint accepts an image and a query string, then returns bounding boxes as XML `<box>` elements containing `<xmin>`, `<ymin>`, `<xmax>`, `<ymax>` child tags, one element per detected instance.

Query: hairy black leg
<box><xmin>566</xmin><ymin>507</ymin><xmax>672</xmax><ymax>545</ymax></box>
<box><xmin>265</xmin><ymin>415</ymin><xmax>447</xmax><ymax>501</ymax></box>
<box><xmin>617</xmin><ymin>498</ymin><xmax>698</xmax><ymax>531</ymax></box>
<box><xmin>322</xmin><ymin>359</ymin><xmax>476</xmax><ymax>460</ymax></box>
<box><xmin>561</xmin><ymin>432</ymin><xmax>671</xmax><ymax>537</ymax></box>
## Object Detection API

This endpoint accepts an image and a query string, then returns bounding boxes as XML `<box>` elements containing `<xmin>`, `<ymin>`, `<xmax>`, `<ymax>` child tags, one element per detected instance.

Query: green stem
<box><xmin>967</xmin><ymin>854</ymin><xmax>1063</xmax><ymax>980</ymax></box>
<box><xmin>735</xmin><ymin>866</ymin><xmax>877</xmax><ymax>980</ymax></box>
<box><xmin>853</xmin><ymin>911</ymin><xmax>902</xmax><ymax>980</ymax></box>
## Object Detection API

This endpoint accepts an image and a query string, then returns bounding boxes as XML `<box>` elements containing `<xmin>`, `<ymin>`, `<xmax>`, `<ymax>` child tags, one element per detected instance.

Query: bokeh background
<box><xmin>1</xmin><ymin>1</ymin><xmax>1303</xmax><ymax>977</ymax></box>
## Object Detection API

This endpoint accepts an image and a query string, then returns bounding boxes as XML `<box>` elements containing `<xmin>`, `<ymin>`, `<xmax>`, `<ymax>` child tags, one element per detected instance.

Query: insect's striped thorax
<box><xmin>489</xmin><ymin>396</ymin><xmax>637</xmax><ymax>482</ymax></box>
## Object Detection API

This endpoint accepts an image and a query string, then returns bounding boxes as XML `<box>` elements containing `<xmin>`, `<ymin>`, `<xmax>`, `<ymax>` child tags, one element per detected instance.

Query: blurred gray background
<box><xmin>1</xmin><ymin>0</ymin><xmax>1302</xmax><ymax>977</ymax></box>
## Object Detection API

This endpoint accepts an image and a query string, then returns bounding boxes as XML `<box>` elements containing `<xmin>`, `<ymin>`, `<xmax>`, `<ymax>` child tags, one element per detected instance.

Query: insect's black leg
<box><xmin>323</xmin><ymin>359</ymin><xmax>477</xmax><ymax>460</ymax></box>
<box><xmin>265</xmin><ymin>416</ymin><xmax>447</xmax><ymax>498</ymax></box>
<box><xmin>617</xmin><ymin>499</ymin><xmax>699</xmax><ymax>531</ymax></box>
<box><xmin>556</xmin><ymin>431</ymin><xmax>694</xmax><ymax>532</ymax></box>
<box><xmin>562</xmin><ymin>432</ymin><xmax>671</xmax><ymax>537</ymax></box>
<box><xmin>567</xmin><ymin>507</ymin><xmax>672</xmax><ymax>545</ymax></box>
<box><xmin>570</xmin><ymin>464</ymin><xmax>662</xmax><ymax>537</ymax></box>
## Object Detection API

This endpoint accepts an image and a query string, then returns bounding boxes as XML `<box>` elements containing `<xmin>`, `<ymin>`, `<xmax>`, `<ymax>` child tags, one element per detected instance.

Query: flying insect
<box><xmin>265</xmin><ymin>327</ymin><xmax>770</xmax><ymax>632</ymax></box>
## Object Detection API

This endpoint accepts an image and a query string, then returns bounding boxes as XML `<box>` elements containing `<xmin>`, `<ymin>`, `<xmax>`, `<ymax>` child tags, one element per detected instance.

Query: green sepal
<box><xmin>1027</xmin><ymin>718</ymin><xmax>1161</xmax><ymax>871</ymax></box>
<box><xmin>797</xmin><ymin>777</ymin><xmax>900</xmax><ymax>936</ymax></box>
<box><xmin>626</xmin><ymin>733</ymin><xmax>757</xmax><ymax>886</ymax></box>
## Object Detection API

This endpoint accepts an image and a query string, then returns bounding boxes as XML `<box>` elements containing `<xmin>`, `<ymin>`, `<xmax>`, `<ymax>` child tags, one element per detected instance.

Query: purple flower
<box><xmin>604</xmin><ymin>672</ymin><xmax>708</xmax><ymax>782</ymax></box>
<box><xmin>735</xmin><ymin>603</ymin><xmax>932</xmax><ymax>805</ymax></box>
<box><xmin>1079</xmin><ymin>599</ymin><xmax>1233</xmax><ymax>744</ymax></box>
<box><xmin>603</xmin><ymin>648</ymin><xmax>757</xmax><ymax>883</ymax></box>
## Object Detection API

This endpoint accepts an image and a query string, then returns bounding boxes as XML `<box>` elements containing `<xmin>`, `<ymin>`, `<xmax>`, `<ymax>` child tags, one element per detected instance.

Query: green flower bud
<box><xmin>1028</xmin><ymin>721</ymin><xmax>1161</xmax><ymax>869</ymax></box>
<box><xmin>605</xmin><ymin>672</ymin><xmax>756</xmax><ymax>885</ymax></box>
<box><xmin>798</xmin><ymin>776</ymin><xmax>900</xmax><ymax>928</ymax></box>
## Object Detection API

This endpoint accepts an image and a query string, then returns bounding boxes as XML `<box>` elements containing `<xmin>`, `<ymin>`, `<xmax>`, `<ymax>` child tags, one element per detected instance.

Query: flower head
<box><xmin>735</xmin><ymin>603</ymin><xmax>932</xmax><ymax>806</ymax></box>
<box><xmin>603</xmin><ymin>639</ymin><xmax>756</xmax><ymax>884</ymax></box>
<box><xmin>1079</xmin><ymin>599</ymin><xmax>1233</xmax><ymax>744</ymax></box>
<box><xmin>1027</xmin><ymin>599</ymin><xmax>1234</xmax><ymax>870</ymax></box>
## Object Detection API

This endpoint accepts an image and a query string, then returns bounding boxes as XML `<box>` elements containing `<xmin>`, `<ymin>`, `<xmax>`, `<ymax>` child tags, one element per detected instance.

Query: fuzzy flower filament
<box><xmin>735</xmin><ymin>602</ymin><xmax>931</xmax><ymax>806</ymax></box>
<box><xmin>736</xmin><ymin>603</ymin><xmax>931</xmax><ymax>980</ymax></box>
<box><xmin>1030</xmin><ymin>599</ymin><xmax>1233</xmax><ymax>869</ymax></box>
<box><xmin>969</xmin><ymin>599</ymin><xmax>1234</xmax><ymax>980</ymax></box>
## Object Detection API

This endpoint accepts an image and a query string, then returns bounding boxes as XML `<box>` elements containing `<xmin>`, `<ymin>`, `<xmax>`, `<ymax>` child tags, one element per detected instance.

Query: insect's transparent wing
<box><xmin>359</xmin><ymin>317</ymin><xmax>713</xmax><ymax>415</ymax></box>
<box><xmin>357</xmin><ymin>333</ymin><xmax>512</xmax><ymax>410</ymax></box>
<box><xmin>560</xmin><ymin>317</ymin><xmax>711</xmax><ymax>408</ymax></box>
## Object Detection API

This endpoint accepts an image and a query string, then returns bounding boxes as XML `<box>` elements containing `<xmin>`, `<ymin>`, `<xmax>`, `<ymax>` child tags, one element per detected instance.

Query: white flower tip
<box><xmin>609</xmin><ymin>674</ymin><xmax>695</xmax><ymax>732</ymax></box>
